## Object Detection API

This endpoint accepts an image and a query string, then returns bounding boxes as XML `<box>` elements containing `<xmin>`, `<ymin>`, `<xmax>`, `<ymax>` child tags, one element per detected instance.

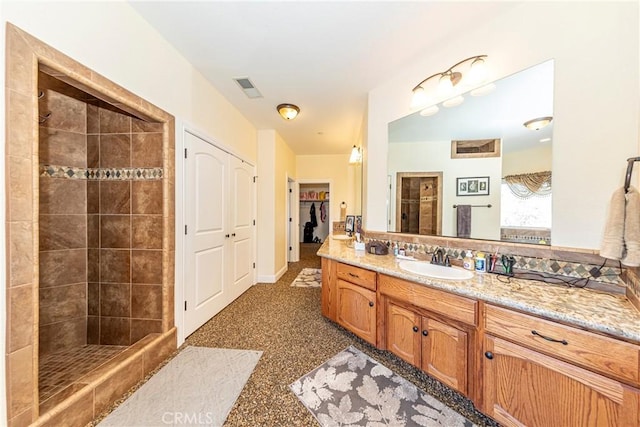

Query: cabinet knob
<box><xmin>412</xmin><ymin>326</ymin><xmax>419</xmax><ymax>333</ymax></box>
<box><xmin>368</xmin><ymin>301</ymin><xmax>374</xmax><ymax>307</ymax></box>
<box><xmin>485</xmin><ymin>351</ymin><xmax>494</xmax><ymax>360</ymax></box>
<box><xmin>422</xmin><ymin>330</ymin><xmax>428</xmax><ymax>336</ymax></box>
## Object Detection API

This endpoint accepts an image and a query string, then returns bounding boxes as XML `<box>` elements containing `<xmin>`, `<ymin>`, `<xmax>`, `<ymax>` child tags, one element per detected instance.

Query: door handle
<box><xmin>232</xmin><ymin>233</ymin><xmax>236</xmax><ymax>237</ymax></box>
<box><xmin>225</xmin><ymin>234</ymin><xmax>230</xmax><ymax>238</ymax></box>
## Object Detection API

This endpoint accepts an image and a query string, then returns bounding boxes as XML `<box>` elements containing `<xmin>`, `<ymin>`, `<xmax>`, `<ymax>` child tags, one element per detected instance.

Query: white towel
<box><xmin>622</xmin><ymin>187</ymin><xmax>640</xmax><ymax>266</ymax></box>
<box><xmin>600</xmin><ymin>186</ymin><xmax>640</xmax><ymax>266</ymax></box>
<box><xmin>600</xmin><ymin>187</ymin><xmax>625</xmax><ymax>260</ymax></box>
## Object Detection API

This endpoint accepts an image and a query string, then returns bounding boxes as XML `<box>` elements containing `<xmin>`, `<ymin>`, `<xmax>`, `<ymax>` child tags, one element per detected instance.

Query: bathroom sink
<box><xmin>398</xmin><ymin>260</ymin><xmax>474</xmax><ymax>281</ymax></box>
<box><xmin>331</xmin><ymin>234</ymin><xmax>352</xmax><ymax>241</ymax></box>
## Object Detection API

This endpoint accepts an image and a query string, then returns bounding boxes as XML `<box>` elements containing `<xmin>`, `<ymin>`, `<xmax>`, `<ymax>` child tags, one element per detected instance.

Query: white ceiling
<box><xmin>129</xmin><ymin>1</ymin><xmax>519</xmax><ymax>155</ymax></box>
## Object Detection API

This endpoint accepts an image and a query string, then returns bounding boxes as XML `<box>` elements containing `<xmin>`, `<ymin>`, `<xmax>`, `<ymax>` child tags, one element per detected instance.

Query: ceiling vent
<box><xmin>234</xmin><ymin>77</ymin><xmax>262</xmax><ymax>99</ymax></box>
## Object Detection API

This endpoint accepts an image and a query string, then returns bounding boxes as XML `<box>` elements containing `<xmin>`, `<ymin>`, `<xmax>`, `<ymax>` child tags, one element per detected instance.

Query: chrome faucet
<box><xmin>431</xmin><ymin>247</ymin><xmax>451</xmax><ymax>267</ymax></box>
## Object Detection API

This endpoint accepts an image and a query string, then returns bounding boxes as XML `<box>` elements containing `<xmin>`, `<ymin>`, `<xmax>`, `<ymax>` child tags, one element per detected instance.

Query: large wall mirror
<box><xmin>387</xmin><ymin>60</ymin><xmax>554</xmax><ymax>244</ymax></box>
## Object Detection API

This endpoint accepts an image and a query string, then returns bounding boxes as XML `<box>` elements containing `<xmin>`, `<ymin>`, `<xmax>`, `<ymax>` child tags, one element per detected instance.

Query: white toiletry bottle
<box><xmin>475</xmin><ymin>251</ymin><xmax>486</xmax><ymax>273</ymax></box>
<box><xmin>463</xmin><ymin>251</ymin><xmax>474</xmax><ymax>270</ymax></box>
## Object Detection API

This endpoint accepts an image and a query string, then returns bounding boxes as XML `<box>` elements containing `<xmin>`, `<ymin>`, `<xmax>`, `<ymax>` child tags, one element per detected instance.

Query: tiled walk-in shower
<box><xmin>5</xmin><ymin>24</ymin><xmax>176</xmax><ymax>426</ymax></box>
<box><xmin>37</xmin><ymin>71</ymin><xmax>165</xmax><ymax>405</ymax></box>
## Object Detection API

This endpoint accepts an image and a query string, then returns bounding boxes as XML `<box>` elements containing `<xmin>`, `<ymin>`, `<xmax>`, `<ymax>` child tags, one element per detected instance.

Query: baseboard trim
<box><xmin>257</xmin><ymin>264</ymin><xmax>287</xmax><ymax>283</ymax></box>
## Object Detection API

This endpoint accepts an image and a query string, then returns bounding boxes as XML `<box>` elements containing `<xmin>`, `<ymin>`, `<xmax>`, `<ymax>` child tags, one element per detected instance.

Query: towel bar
<box><xmin>453</xmin><ymin>204</ymin><xmax>492</xmax><ymax>208</ymax></box>
<box><xmin>624</xmin><ymin>157</ymin><xmax>640</xmax><ymax>193</ymax></box>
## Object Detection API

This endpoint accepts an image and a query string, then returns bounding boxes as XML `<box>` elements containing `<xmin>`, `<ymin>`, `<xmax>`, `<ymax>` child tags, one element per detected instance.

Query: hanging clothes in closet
<box><xmin>320</xmin><ymin>201</ymin><xmax>326</xmax><ymax>223</ymax></box>
<box><xmin>310</xmin><ymin>202</ymin><xmax>318</xmax><ymax>227</ymax></box>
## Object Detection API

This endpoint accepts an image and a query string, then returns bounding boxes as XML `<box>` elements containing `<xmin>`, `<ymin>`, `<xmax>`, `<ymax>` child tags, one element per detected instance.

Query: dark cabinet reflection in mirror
<box><xmin>387</xmin><ymin>60</ymin><xmax>553</xmax><ymax>244</ymax></box>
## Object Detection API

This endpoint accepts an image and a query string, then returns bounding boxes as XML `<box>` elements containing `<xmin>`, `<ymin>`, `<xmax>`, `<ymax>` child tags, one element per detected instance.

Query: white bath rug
<box><xmin>291</xmin><ymin>268</ymin><xmax>322</xmax><ymax>287</ymax></box>
<box><xmin>99</xmin><ymin>346</ymin><xmax>261</xmax><ymax>426</ymax></box>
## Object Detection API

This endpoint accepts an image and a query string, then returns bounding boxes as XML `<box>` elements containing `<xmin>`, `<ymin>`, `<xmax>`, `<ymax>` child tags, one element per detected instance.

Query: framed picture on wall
<box><xmin>345</xmin><ymin>215</ymin><xmax>355</xmax><ymax>232</ymax></box>
<box><xmin>456</xmin><ymin>176</ymin><xmax>490</xmax><ymax>196</ymax></box>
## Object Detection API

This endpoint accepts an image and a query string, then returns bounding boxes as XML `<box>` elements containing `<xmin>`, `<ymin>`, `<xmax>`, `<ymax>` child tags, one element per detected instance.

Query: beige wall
<box><xmin>274</xmin><ymin>132</ymin><xmax>297</xmax><ymax>276</ymax></box>
<box><xmin>502</xmin><ymin>145</ymin><xmax>552</xmax><ymax>176</ymax></box>
<box><xmin>256</xmin><ymin>130</ymin><xmax>296</xmax><ymax>282</ymax></box>
<box><xmin>366</xmin><ymin>2</ymin><xmax>639</xmax><ymax>249</ymax></box>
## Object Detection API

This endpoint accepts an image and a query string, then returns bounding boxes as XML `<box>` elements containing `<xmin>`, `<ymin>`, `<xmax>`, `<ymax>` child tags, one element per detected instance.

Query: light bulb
<box><xmin>410</xmin><ymin>86</ymin><xmax>428</xmax><ymax>109</ymax></box>
<box><xmin>437</xmin><ymin>74</ymin><xmax>454</xmax><ymax>95</ymax></box>
<box><xmin>466</xmin><ymin>57</ymin><xmax>488</xmax><ymax>85</ymax></box>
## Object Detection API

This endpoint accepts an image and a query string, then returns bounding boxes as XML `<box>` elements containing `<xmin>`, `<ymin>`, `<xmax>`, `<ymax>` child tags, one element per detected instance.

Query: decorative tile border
<box><xmin>40</xmin><ymin>165</ymin><xmax>163</xmax><ymax>180</ymax></box>
<box><xmin>364</xmin><ymin>237</ymin><xmax>622</xmax><ymax>286</ymax></box>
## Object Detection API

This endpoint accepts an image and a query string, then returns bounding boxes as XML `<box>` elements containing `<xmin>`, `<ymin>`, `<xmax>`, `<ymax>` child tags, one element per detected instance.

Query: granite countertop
<box><xmin>318</xmin><ymin>238</ymin><xmax>640</xmax><ymax>343</ymax></box>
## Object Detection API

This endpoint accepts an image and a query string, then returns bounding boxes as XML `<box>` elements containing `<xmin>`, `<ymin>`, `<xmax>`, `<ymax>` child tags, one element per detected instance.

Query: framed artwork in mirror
<box><xmin>457</xmin><ymin>176</ymin><xmax>490</xmax><ymax>196</ymax></box>
<box><xmin>451</xmin><ymin>138</ymin><xmax>501</xmax><ymax>159</ymax></box>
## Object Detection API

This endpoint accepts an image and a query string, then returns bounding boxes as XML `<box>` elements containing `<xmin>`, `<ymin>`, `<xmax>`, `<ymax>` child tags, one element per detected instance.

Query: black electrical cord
<box><xmin>491</xmin><ymin>257</ymin><xmax>620</xmax><ymax>289</ymax></box>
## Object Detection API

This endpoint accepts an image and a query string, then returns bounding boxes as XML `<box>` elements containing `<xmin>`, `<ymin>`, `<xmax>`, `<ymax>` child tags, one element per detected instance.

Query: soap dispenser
<box><xmin>463</xmin><ymin>251</ymin><xmax>474</xmax><ymax>270</ymax></box>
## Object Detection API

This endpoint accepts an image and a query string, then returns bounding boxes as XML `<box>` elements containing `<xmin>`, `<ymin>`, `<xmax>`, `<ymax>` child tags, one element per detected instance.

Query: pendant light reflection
<box><xmin>523</xmin><ymin>116</ymin><xmax>553</xmax><ymax>130</ymax></box>
<box><xmin>349</xmin><ymin>145</ymin><xmax>362</xmax><ymax>164</ymax></box>
<box><xmin>419</xmin><ymin>105</ymin><xmax>439</xmax><ymax>117</ymax></box>
<box><xmin>442</xmin><ymin>96</ymin><xmax>464</xmax><ymax>108</ymax></box>
<box><xmin>277</xmin><ymin>103</ymin><xmax>300</xmax><ymax>120</ymax></box>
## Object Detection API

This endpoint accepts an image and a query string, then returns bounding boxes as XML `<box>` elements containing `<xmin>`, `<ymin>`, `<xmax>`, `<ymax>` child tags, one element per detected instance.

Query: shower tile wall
<box><xmin>38</xmin><ymin>89</ymin><xmax>88</xmax><ymax>358</ymax></box>
<box><xmin>38</xmin><ymin>80</ymin><xmax>164</xmax><ymax>359</ymax></box>
<box><xmin>86</xmin><ymin>106</ymin><xmax>164</xmax><ymax>346</ymax></box>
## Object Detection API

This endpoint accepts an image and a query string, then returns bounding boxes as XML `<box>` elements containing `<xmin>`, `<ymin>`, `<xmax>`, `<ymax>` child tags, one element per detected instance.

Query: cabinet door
<box><xmin>336</xmin><ymin>279</ymin><xmax>377</xmax><ymax>345</ymax></box>
<box><xmin>483</xmin><ymin>335</ymin><xmax>640</xmax><ymax>427</ymax></box>
<box><xmin>385</xmin><ymin>303</ymin><xmax>421</xmax><ymax>366</ymax></box>
<box><xmin>421</xmin><ymin>317</ymin><xmax>468</xmax><ymax>395</ymax></box>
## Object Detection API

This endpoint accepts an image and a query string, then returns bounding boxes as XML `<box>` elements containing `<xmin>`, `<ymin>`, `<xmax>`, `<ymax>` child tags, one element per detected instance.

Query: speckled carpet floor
<box><xmin>91</xmin><ymin>243</ymin><xmax>497</xmax><ymax>426</ymax></box>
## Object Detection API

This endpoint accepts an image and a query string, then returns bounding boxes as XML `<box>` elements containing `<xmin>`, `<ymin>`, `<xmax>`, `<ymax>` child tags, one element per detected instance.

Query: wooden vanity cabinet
<box><xmin>379</xmin><ymin>274</ymin><xmax>477</xmax><ymax>397</ymax></box>
<box><xmin>482</xmin><ymin>304</ymin><xmax>640</xmax><ymax>426</ymax></box>
<box><xmin>386</xmin><ymin>301</ymin><xmax>469</xmax><ymax>395</ymax></box>
<box><xmin>323</xmin><ymin>261</ymin><xmax>378</xmax><ymax>345</ymax></box>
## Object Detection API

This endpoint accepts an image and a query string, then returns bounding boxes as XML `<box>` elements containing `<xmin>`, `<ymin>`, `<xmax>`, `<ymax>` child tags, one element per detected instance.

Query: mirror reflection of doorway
<box><xmin>396</xmin><ymin>172</ymin><xmax>442</xmax><ymax>235</ymax></box>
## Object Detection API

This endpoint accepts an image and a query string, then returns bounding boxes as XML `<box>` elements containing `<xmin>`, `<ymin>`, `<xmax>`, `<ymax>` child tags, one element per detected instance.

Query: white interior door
<box><xmin>229</xmin><ymin>156</ymin><xmax>255</xmax><ymax>297</ymax></box>
<box><xmin>184</xmin><ymin>132</ymin><xmax>229</xmax><ymax>336</ymax></box>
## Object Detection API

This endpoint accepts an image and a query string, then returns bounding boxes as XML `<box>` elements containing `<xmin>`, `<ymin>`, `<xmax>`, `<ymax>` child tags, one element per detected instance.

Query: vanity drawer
<box><xmin>379</xmin><ymin>274</ymin><xmax>477</xmax><ymax>325</ymax></box>
<box><xmin>337</xmin><ymin>263</ymin><xmax>377</xmax><ymax>291</ymax></box>
<box><xmin>484</xmin><ymin>304</ymin><xmax>640</xmax><ymax>385</ymax></box>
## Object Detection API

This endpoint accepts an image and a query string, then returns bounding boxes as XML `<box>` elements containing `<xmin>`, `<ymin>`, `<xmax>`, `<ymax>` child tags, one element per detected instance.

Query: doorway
<box><xmin>395</xmin><ymin>172</ymin><xmax>443</xmax><ymax>235</ymax></box>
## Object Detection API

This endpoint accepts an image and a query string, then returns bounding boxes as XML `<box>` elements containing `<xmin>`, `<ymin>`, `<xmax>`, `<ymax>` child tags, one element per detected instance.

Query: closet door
<box><xmin>229</xmin><ymin>156</ymin><xmax>255</xmax><ymax>299</ymax></box>
<box><xmin>184</xmin><ymin>132</ymin><xmax>230</xmax><ymax>336</ymax></box>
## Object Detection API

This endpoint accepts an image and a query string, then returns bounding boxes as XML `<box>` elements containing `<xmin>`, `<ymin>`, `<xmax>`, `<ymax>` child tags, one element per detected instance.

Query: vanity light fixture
<box><xmin>349</xmin><ymin>145</ymin><xmax>362</xmax><ymax>164</ymax></box>
<box><xmin>277</xmin><ymin>103</ymin><xmax>300</xmax><ymax>120</ymax></box>
<box><xmin>411</xmin><ymin>55</ymin><xmax>488</xmax><ymax>109</ymax></box>
<box><xmin>523</xmin><ymin>116</ymin><xmax>553</xmax><ymax>130</ymax></box>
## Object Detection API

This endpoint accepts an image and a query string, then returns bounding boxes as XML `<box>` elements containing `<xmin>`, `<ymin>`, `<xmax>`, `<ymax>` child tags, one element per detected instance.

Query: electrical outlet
<box><xmin>589</xmin><ymin>267</ymin><xmax>601</xmax><ymax>278</ymax></box>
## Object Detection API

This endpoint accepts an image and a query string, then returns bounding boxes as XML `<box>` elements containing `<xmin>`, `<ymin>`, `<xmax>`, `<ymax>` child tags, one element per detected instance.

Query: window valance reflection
<box><xmin>503</xmin><ymin>171</ymin><xmax>552</xmax><ymax>199</ymax></box>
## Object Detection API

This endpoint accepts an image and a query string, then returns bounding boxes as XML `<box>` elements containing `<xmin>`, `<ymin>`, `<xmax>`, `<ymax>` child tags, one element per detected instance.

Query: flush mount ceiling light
<box><xmin>523</xmin><ymin>116</ymin><xmax>553</xmax><ymax>130</ymax></box>
<box><xmin>349</xmin><ymin>145</ymin><xmax>362</xmax><ymax>164</ymax></box>
<box><xmin>277</xmin><ymin>103</ymin><xmax>300</xmax><ymax>120</ymax></box>
<box><xmin>411</xmin><ymin>55</ymin><xmax>488</xmax><ymax>110</ymax></box>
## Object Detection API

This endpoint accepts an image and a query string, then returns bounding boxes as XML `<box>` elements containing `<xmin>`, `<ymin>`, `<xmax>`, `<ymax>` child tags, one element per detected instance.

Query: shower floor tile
<box><xmin>39</xmin><ymin>345</ymin><xmax>127</xmax><ymax>402</ymax></box>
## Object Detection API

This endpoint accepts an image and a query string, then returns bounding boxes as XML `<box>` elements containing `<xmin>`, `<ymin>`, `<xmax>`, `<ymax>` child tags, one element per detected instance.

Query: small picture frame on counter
<box><xmin>345</xmin><ymin>215</ymin><xmax>355</xmax><ymax>232</ymax></box>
